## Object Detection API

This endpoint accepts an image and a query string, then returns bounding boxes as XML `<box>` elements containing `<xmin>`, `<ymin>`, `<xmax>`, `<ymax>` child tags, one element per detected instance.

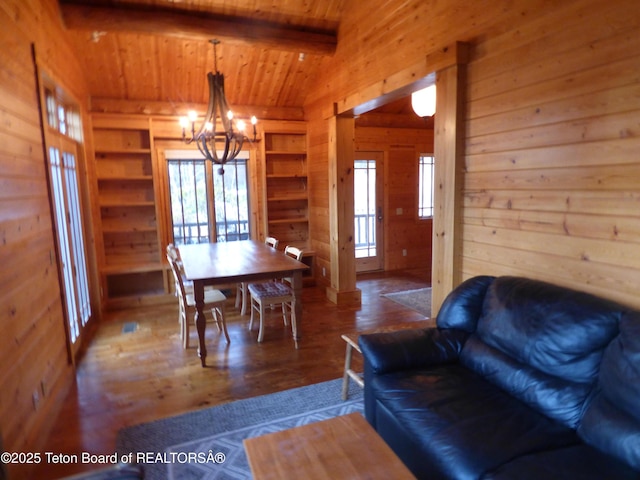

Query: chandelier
<box><xmin>179</xmin><ymin>39</ymin><xmax>257</xmax><ymax>174</ymax></box>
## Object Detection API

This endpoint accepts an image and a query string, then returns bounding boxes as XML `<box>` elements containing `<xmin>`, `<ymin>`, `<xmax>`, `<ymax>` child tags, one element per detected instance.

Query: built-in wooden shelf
<box><xmin>97</xmin><ymin>175</ymin><xmax>154</xmax><ymax>181</ymax></box>
<box><xmin>102</xmin><ymin>262</ymin><xmax>165</xmax><ymax>274</ymax></box>
<box><xmin>99</xmin><ymin>201</ymin><xmax>156</xmax><ymax>207</ymax></box>
<box><xmin>268</xmin><ymin>217</ymin><xmax>309</xmax><ymax>224</ymax></box>
<box><xmin>261</xmin><ymin>124</ymin><xmax>310</xmax><ymax>250</ymax></box>
<box><xmin>267</xmin><ymin>194</ymin><xmax>308</xmax><ymax>201</ymax></box>
<box><xmin>92</xmin><ymin>114</ymin><xmax>169</xmax><ymax>310</ymax></box>
<box><xmin>266</xmin><ymin>174</ymin><xmax>307</xmax><ymax>179</ymax></box>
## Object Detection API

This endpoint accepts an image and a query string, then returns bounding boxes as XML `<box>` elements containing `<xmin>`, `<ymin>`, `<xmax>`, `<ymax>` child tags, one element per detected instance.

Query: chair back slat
<box><xmin>265</xmin><ymin>237</ymin><xmax>279</xmax><ymax>249</ymax></box>
<box><xmin>284</xmin><ymin>245</ymin><xmax>303</xmax><ymax>261</ymax></box>
<box><xmin>166</xmin><ymin>252</ymin><xmax>188</xmax><ymax>303</ymax></box>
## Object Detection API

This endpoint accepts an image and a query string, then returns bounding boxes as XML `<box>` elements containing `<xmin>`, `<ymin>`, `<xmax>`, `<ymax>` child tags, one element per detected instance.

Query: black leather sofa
<box><xmin>359</xmin><ymin>276</ymin><xmax>640</xmax><ymax>479</ymax></box>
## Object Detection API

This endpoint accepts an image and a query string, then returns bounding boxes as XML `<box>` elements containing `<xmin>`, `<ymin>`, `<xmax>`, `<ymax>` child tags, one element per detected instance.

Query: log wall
<box><xmin>0</xmin><ymin>0</ymin><xmax>90</xmax><ymax>476</ymax></box>
<box><xmin>307</xmin><ymin>0</ymin><xmax>640</xmax><ymax>309</ymax></box>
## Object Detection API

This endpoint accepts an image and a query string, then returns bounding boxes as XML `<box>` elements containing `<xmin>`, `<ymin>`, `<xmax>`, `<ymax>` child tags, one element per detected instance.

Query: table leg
<box><xmin>194</xmin><ymin>280</ymin><xmax>207</xmax><ymax>367</ymax></box>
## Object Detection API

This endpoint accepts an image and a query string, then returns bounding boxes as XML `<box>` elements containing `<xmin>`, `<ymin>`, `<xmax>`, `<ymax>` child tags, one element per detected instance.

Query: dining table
<box><xmin>178</xmin><ymin>240</ymin><xmax>309</xmax><ymax>367</ymax></box>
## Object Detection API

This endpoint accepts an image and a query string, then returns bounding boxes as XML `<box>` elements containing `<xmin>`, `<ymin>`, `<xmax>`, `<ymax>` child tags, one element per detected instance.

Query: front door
<box><xmin>354</xmin><ymin>152</ymin><xmax>384</xmax><ymax>272</ymax></box>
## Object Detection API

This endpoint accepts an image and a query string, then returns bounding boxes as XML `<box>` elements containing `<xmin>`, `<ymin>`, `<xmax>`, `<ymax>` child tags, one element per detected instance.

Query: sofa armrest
<box><xmin>359</xmin><ymin>327</ymin><xmax>469</xmax><ymax>375</ymax></box>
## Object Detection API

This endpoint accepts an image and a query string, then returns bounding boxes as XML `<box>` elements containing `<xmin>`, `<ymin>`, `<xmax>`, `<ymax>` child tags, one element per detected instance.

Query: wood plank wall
<box><xmin>307</xmin><ymin>0</ymin><xmax>640</xmax><ymax>309</ymax></box>
<box><xmin>1</xmin><ymin>0</ymin><xmax>638</xmax><ymax>472</ymax></box>
<box><xmin>461</xmin><ymin>0</ymin><xmax>640</xmax><ymax>308</ymax></box>
<box><xmin>0</xmin><ymin>0</ymin><xmax>90</xmax><ymax>476</ymax></box>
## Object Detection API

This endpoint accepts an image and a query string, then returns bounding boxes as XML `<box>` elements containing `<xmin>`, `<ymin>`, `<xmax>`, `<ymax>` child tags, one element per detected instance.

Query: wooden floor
<box><xmin>32</xmin><ymin>269</ymin><xmax>430</xmax><ymax>479</ymax></box>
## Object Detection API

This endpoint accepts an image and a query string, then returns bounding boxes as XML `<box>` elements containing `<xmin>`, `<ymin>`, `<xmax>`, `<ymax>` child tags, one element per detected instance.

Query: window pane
<box><xmin>49</xmin><ymin>147</ymin><xmax>80</xmax><ymax>342</ymax></box>
<box><xmin>63</xmin><ymin>152</ymin><xmax>91</xmax><ymax>327</ymax></box>
<box><xmin>419</xmin><ymin>155</ymin><xmax>434</xmax><ymax>218</ymax></box>
<box><xmin>167</xmin><ymin>156</ymin><xmax>250</xmax><ymax>245</ymax></box>
<box><xmin>168</xmin><ymin>160</ymin><xmax>209</xmax><ymax>245</ymax></box>
<box><xmin>354</xmin><ymin>159</ymin><xmax>376</xmax><ymax>258</ymax></box>
<box><xmin>214</xmin><ymin>160</ymin><xmax>250</xmax><ymax>242</ymax></box>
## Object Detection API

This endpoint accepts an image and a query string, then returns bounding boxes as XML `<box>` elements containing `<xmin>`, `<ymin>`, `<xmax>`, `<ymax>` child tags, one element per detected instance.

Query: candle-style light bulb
<box><xmin>179</xmin><ymin>116</ymin><xmax>189</xmax><ymax>139</ymax></box>
<box><xmin>251</xmin><ymin>116</ymin><xmax>257</xmax><ymax>139</ymax></box>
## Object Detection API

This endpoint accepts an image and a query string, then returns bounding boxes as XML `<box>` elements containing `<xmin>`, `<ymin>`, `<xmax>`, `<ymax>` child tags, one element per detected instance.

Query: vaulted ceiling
<box><xmin>58</xmin><ymin>0</ymin><xmax>345</xmax><ymax>111</ymax></box>
<box><xmin>57</xmin><ymin>0</ymin><xmax>429</xmax><ymax>127</ymax></box>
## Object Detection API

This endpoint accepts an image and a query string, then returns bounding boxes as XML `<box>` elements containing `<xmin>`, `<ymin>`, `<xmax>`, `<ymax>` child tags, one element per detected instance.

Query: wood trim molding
<box><xmin>431</xmin><ymin>62</ymin><xmax>467</xmax><ymax>315</ymax></box>
<box><xmin>336</xmin><ymin>42</ymin><xmax>469</xmax><ymax>116</ymax></box>
<box><xmin>327</xmin><ymin>114</ymin><xmax>361</xmax><ymax>305</ymax></box>
<box><xmin>330</xmin><ymin>41</ymin><xmax>469</xmax><ymax>313</ymax></box>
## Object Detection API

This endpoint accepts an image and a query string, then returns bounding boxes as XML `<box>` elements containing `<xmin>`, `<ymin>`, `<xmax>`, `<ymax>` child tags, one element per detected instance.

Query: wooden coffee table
<box><xmin>243</xmin><ymin>412</ymin><xmax>416</xmax><ymax>479</ymax></box>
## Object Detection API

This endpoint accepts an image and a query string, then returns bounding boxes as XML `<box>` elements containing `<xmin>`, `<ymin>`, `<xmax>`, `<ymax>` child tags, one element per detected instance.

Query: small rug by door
<box><xmin>382</xmin><ymin>287</ymin><xmax>432</xmax><ymax>317</ymax></box>
<box><xmin>116</xmin><ymin>379</ymin><xmax>363</xmax><ymax>480</ymax></box>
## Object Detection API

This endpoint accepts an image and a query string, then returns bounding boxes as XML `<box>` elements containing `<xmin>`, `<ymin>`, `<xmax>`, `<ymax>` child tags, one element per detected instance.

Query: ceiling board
<box><xmin>58</xmin><ymin>0</ymin><xmax>429</xmax><ymax>127</ymax></box>
<box><xmin>59</xmin><ymin>0</ymin><xmax>342</xmax><ymax>110</ymax></box>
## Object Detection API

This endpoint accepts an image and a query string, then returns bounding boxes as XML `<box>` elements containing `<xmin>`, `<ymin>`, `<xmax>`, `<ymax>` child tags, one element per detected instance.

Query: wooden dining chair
<box><xmin>248</xmin><ymin>245</ymin><xmax>303</xmax><ymax>348</ymax></box>
<box><xmin>166</xmin><ymin>252</ymin><xmax>230</xmax><ymax>348</ymax></box>
<box><xmin>235</xmin><ymin>236</ymin><xmax>279</xmax><ymax>315</ymax></box>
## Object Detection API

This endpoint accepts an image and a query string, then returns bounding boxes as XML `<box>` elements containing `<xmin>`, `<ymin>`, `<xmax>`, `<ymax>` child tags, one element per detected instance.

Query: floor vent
<box><xmin>122</xmin><ymin>322</ymin><xmax>138</xmax><ymax>334</ymax></box>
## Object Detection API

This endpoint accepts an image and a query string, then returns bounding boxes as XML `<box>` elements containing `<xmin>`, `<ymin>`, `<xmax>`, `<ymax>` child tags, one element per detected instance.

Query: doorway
<box><xmin>354</xmin><ymin>151</ymin><xmax>384</xmax><ymax>272</ymax></box>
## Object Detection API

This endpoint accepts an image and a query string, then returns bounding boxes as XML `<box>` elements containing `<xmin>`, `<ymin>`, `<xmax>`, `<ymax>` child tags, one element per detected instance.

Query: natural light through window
<box><xmin>166</xmin><ymin>151</ymin><xmax>250</xmax><ymax>245</ymax></box>
<box><xmin>419</xmin><ymin>154</ymin><xmax>435</xmax><ymax>219</ymax></box>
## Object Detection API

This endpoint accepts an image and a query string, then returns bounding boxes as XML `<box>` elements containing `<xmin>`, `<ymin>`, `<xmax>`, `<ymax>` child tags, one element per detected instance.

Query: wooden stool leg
<box><xmin>342</xmin><ymin>342</ymin><xmax>353</xmax><ymax>400</ymax></box>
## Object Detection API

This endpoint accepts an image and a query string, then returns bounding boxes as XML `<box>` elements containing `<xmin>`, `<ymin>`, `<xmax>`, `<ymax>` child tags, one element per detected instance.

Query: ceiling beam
<box><xmin>59</xmin><ymin>3</ymin><xmax>337</xmax><ymax>56</ymax></box>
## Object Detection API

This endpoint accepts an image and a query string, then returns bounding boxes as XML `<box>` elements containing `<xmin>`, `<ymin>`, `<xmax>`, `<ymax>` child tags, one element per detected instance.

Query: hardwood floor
<box><xmin>32</xmin><ymin>269</ymin><xmax>430</xmax><ymax>479</ymax></box>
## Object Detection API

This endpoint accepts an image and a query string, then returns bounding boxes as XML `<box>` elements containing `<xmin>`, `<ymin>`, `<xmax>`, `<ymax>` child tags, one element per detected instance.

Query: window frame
<box><xmin>418</xmin><ymin>153</ymin><xmax>435</xmax><ymax>220</ymax></box>
<box><xmin>165</xmin><ymin>150</ymin><xmax>252</xmax><ymax>245</ymax></box>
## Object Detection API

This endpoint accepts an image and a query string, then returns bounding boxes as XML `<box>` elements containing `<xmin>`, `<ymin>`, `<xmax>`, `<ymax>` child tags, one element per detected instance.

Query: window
<box><xmin>418</xmin><ymin>154</ymin><xmax>435</xmax><ymax>218</ymax></box>
<box><xmin>354</xmin><ymin>159</ymin><xmax>377</xmax><ymax>258</ymax></box>
<box><xmin>213</xmin><ymin>161</ymin><xmax>250</xmax><ymax>242</ymax></box>
<box><xmin>45</xmin><ymin>88</ymin><xmax>83</xmax><ymax>141</ymax></box>
<box><xmin>167</xmin><ymin>152</ymin><xmax>250</xmax><ymax>245</ymax></box>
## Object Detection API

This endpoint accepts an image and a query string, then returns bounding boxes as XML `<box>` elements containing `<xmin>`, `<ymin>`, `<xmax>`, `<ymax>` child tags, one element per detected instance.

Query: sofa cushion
<box><xmin>369</xmin><ymin>364</ymin><xmax>579</xmax><ymax>479</ymax></box>
<box><xmin>436</xmin><ymin>275</ymin><xmax>495</xmax><ymax>332</ymax></box>
<box><xmin>578</xmin><ymin>310</ymin><xmax>640</xmax><ymax>470</ymax></box>
<box><xmin>462</xmin><ymin>276</ymin><xmax>624</xmax><ymax>428</ymax></box>
<box><xmin>482</xmin><ymin>444</ymin><xmax>640</xmax><ymax>480</ymax></box>
<box><xmin>461</xmin><ymin>336</ymin><xmax>595</xmax><ymax>428</ymax></box>
<box><xmin>476</xmin><ymin>276</ymin><xmax>623</xmax><ymax>383</ymax></box>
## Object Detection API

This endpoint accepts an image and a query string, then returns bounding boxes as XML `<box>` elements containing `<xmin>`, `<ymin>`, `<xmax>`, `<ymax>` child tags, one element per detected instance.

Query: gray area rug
<box><xmin>116</xmin><ymin>378</ymin><xmax>363</xmax><ymax>480</ymax></box>
<box><xmin>382</xmin><ymin>287</ymin><xmax>432</xmax><ymax>317</ymax></box>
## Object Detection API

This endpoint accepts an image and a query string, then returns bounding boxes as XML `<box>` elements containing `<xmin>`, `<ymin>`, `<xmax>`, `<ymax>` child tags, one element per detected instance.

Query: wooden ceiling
<box><xmin>58</xmin><ymin>0</ymin><xmax>344</xmax><ymax>112</ymax></box>
<box><xmin>58</xmin><ymin>0</ymin><xmax>430</xmax><ymax>126</ymax></box>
